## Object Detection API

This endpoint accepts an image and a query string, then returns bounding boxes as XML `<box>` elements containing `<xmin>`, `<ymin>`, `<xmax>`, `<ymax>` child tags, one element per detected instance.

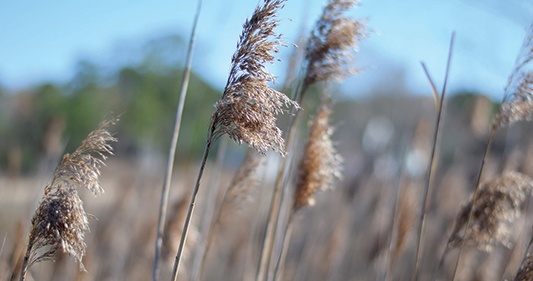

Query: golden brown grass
<box><xmin>293</xmin><ymin>96</ymin><xmax>342</xmax><ymax>212</ymax></box>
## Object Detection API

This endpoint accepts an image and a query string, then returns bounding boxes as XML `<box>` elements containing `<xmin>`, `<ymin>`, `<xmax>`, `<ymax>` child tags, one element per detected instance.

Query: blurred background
<box><xmin>0</xmin><ymin>0</ymin><xmax>532</xmax><ymax>172</ymax></box>
<box><xmin>2</xmin><ymin>0</ymin><xmax>533</xmax><ymax>280</ymax></box>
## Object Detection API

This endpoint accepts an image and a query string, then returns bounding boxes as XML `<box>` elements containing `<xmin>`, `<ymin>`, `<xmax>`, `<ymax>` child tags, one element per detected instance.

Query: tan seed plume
<box><xmin>493</xmin><ymin>23</ymin><xmax>533</xmax><ymax>129</ymax></box>
<box><xmin>21</xmin><ymin>117</ymin><xmax>118</xmax><ymax>275</ymax></box>
<box><xmin>293</xmin><ymin>97</ymin><xmax>342</xmax><ymax>211</ymax></box>
<box><xmin>211</xmin><ymin>0</ymin><xmax>299</xmax><ymax>156</ymax></box>
<box><xmin>493</xmin><ymin>72</ymin><xmax>533</xmax><ymax>129</ymax></box>
<box><xmin>303</xmin><ymin>0</ymin><xmax>366</xmax><ymax>90</ymax></box>
<box><xmin>448</xmin><ymin>171</ymin><xmax>533</xmax><ymax>251</ymax></box>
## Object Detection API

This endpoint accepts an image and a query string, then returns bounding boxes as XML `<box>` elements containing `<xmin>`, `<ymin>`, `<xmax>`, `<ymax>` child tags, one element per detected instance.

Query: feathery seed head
<box><xmin>494</xmin><ymin>23</ymin><xmax>533</xmax><ymax>130</ymax></box>
<box><xmin>27</xmin><ymin>187</ymin><xmax>88</xmax><ymax>269</ymax></box>
<box><xmin>212</xmin><ymin>0</ymin><xmax>298</xmax><ymax>156</ymax></box>
<box><xmin>448</xmin><ymin>171</ymin><xmax>533</xmax><ymax>251</ymax></box>
<box><xmin>493</xmin><ymin>72</ymin><xmax>533</xmax><ymax>129</ymax></box>
<box><xmin>24</xmin><ymin>117</ymin><xmax>118</xmax><ymax>271</ymax></box>
<box><xmin>303</xmin><ymin>0</ymin><xmax>366</xmax><ymax>89</ymax></box>
<box><xmin>293</xmin><ymin>98</ymin><xmax>343</xmax><ymax>211</ymax></box>
<box><xmin>52</xmin><ymin>117</ymin><xmax>118</xmax><ymax>195</ymax></box>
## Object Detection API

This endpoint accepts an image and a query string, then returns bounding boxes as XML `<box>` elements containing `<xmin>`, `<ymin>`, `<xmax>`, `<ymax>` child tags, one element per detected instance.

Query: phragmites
<box><xmin>211</xmin><ymin>0</ymin><xmax>299</xmax><ymax>156</ymax></box>
<box><xmin>26</xmin><ymin>187</ymin><xmax>88</xmax><ymax>269</ymax></box>
<box><xmin>493</xmin><ymin>23</ymin><xmax>533</xmax><ymax>130</ymax></box>
<box><xmin>293</xmin><ymin>98</ymin><xmax>342</xmax><ymax>211</ymax></box>
<box><xmin>447</xmin><ymin>171</ymin><xmax>533</xmax><ymax>251</ymax></box>
<box><xmin>52</xmin><ymin>117</ymin><xmax>118</xmax><ymax>195</ymax></box>
<box><xmin>20</xmin><ymin>117</ymin><xmax>117</xmax><ymax>280</ymax></box>
<box><xmin>303</xmin><ymin>0</ymin><xmax>366</xmax><ymax>89</ymax></box>
<box><xmin>493</xmin><ymin>72</ymin><xmax>533</xmax><ymax>129</ymax></box>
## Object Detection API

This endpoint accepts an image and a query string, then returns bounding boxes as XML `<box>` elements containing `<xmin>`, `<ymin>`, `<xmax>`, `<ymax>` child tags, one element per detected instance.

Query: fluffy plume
<box><xmin>22</xmin><ymin>117</ymin><xmax>117</xmax><ymax>274</ymax></box>
<box><xmin>493</xmin><ymin>23</ymin><xmax>533</xmax><ymax>129</ymax></box>
<box><xmin>392</xmin><ymin>187</ymin><xmax>415</xmax><ymax>265</ymax></box>
<box><xmin>293</xmin><ymin>97</ymin><xmax>343</xmax><ymax>211</ymax></box>
<box><xmin>513</xmin><ymin>234</ymin><xmax>533</xmax><ymax>281</ymax></box>
<box><xmin>211</xmin><ymin>0</ymin><xmax>299</xmax><ymax>155</ymax></box>
<box><xmin>303</xmin><ymin>0</ymin><xmax>366</xmax><ymax>89</ymax></box>
<box><xmin>448</xmin><ymin>171</ymin><xmax>533</xmax><ymax>251</ymax></box>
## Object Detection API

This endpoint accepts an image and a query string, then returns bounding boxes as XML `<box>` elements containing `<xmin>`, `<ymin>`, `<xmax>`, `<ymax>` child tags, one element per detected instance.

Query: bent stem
<box><xmin>171</xmin><ymin>124</ymin><xmax>216</xmax><ymax>281</ymax></box>
<box><xmin>152</xmin><ymin>0</ymin><xmax>203</xmax><ymax>280</ymax></box>
<box><xmin>412</xmin><ymin>32</ymin><xmax>454</xmax><ymax>281</ymax></box>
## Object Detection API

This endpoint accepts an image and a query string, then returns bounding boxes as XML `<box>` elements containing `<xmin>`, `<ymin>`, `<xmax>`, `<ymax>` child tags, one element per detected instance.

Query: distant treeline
<box><xmin>0</xmin><ymin>35</ymin><xmax>221</xmax><ymax>173</ymax></box>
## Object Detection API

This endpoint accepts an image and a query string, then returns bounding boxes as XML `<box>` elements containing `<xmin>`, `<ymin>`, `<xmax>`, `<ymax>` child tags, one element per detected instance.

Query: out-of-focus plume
<box><xmin>293</xmin><ymin>97</ymin><xmax>343</xmax><ymax>212</ymax></box>
<box><xmin>493</xmin><ymin>23</ymin><xmax>533</xmax><ymax>129</ymax></box>
<box><xmin>448</xmin><ymin>171</ymin><xmax>533</xmax><ymax>251</ymax></box>
<box><xmin>303</xmin><ymin>0</ymin><xmax>366</xmax><ymax>90</ymax></box>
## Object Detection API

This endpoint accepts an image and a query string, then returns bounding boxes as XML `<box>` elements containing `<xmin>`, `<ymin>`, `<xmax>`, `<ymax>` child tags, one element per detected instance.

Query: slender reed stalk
<box><xmin>451</xmin><ymin>22</ymin><xmax>533</xmax><ymax>281</ymax></box>
<box><xmin>273</xmin><ymin>214</ymin><xmax>294</xmax><ymax>281</ymax></box>
<box><xmin>152</xmin><ymin>1</ymin><xmax>202</xmax><ymax>280</ymax></box>
<box><xmin>450</xmin><ymin>128</ymin><xmax>495</xmax><ymax>281</ymax></box>
<box><xmin>190</xmin><ymin>138</ymin><xmax>227</xmax><ymax>281</ymax></box>
<box><xmin>170</xmin><ymin>1</ymin><xmax>294</xmax><ymax>279</ymax></box>
<box><xmin>256</xmin><ymin>2</ymin><xmax>365</xmax><ymax>279</ymax></box>
<box><xmin>171</xmin><ymin>127</ymin><xmax>215</xmax><ymax>281</ymax></box>
<box><xmin>19</xmin><ymin>117</ymin><xmax>118</xmax><ymax>281</ymax></box>
<box><xmin>412</xmin><ymin>33</ymin><xmax>454</xmax><ymax>281</ymax></box>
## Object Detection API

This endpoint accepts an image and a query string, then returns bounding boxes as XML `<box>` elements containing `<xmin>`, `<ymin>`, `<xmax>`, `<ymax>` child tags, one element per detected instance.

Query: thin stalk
<box><xmin>412</xmin><ymin>32</ymin><xmax>454</xmax><ymax>281</ymax></box>
<box><xmin>451</xmin><ymin>128</ymin><xmax>495</xmax><ymax>281</ymax></box>
<box><xmin>152</xmin><ymin>1</ymin><xmax>203</xmax><ymax>280</ymax></box>
<box><xmin>192</xmin><ymin>138</ymin><xmax>228</xmax><ymax>281</ymax></box>
<box><xmin>272</xmin><ymin>212</ymin><xmax>295</xmax><ymax>281</ymax></box>
<box><xmin>256</xmin><ymin>82</ymin><xmax>305</xmax><ymax>281</ymax></box>
<box><xmin>171</xmin><ymin>125</ymin><xmax>216</xmax><ymax>281</ymax></box>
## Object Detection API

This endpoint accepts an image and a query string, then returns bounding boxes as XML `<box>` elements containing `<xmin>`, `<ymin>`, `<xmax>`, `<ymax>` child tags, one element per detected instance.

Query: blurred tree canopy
<box><xmin>0</xmin><ymin>34</ymin><xmax>219</xmax><ymax>173</ymax></box>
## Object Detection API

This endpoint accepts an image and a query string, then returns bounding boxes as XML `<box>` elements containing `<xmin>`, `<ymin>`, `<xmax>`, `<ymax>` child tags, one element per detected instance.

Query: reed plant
<box><xmin>18</xmin><ymin>117</ymin><xmax>118</xmax><ymax>281</ymax></box>
<box><xmin>170</xmin><ymin>1</ymin><xmax>297</xmax><ymax>280</ymax></box>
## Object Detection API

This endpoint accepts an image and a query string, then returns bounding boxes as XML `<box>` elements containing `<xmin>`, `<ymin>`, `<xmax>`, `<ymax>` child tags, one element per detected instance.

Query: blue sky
<box><xmin>1</xmin><ymin>0</ymin><xmax>532</xmax><ymax>99</ymax></box>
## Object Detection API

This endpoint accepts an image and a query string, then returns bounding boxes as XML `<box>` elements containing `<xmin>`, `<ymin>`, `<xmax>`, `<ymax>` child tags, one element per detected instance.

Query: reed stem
<box><xmin>412</xmin><ymin>32</ymin><xmax>454</xmax><ymax>281</ymax></box>
<box><xmin>451</xmin><ymin>128</ymin><xmax>495</xmax><ymax>281</ymax></box>
<box><xmin>171</xmin><ymin>124</ymin><xmax>215</xmax><ymax>281</ymax></box>
<box><xmin>152</xmin><ymin>1</ymin><xmax>202</xmax><ymax>280</ymax></box>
